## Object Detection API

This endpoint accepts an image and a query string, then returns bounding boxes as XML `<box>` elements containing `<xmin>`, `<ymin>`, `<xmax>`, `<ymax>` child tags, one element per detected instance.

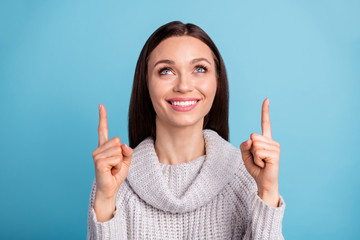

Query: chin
<box><xmin>155</xmin><ymin>114</ymin><xmax>205</xmax><ymax>129</ymax></box>
<box><xmin>170</xmin><ymin>117</ymin><xmax>204</xmax><ymax>128</ymax></box>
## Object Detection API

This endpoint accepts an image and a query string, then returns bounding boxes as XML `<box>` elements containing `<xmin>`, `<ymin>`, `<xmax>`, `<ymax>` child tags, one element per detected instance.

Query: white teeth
<box><xmin>171</xmin><ymin>100</ymin><xmax>197</xmax><ymax>107</ymax></box>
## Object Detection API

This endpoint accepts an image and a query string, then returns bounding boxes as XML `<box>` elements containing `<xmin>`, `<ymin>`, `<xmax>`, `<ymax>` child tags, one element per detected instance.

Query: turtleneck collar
<box><xmin>125</xmin><ymin>129</ymin><xmax>242</xmax><ymax>213</ymax></box>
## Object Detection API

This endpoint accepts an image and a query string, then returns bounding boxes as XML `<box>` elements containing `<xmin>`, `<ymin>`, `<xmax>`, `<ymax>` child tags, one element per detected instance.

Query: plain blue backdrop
<box><xmin>1</xmin><ymin>0</ymin><xmax>359</xmax><ymax>239</ymax></box>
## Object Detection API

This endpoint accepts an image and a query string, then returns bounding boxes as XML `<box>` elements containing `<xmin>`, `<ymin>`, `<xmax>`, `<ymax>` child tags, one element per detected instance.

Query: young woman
<box><xmin>87</xmin><ymin>21</ymin><xmax>285</xmax><ymax>239</ymax></box>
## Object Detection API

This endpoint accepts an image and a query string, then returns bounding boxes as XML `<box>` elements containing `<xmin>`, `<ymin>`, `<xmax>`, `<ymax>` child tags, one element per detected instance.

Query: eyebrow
<box><xmin>153</xmin><ymin>57</ymin><xmax>211</xmax><ymax>69</ymax></box>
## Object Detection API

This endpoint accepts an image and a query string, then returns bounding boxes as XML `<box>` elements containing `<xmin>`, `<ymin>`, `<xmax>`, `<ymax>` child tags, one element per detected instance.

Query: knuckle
<box><xmin>94</xmin><ymin>159</ymin><xmax>103</xmax><ymax>169</ymax></box>
<box><xmin>272</xmin><ymin>139</ymin><xmax>279</xmax><ymax>146</ymax></box>
<box><xmin>92</xmin><ymin>149</ymin><xmax>98</xmax><ymax>158</ymax></box>
<box><xmin>276</xmin><ymin>147</ymin><xmax>281</xmax><ymax>154</ymax></box>
<box><xmin>93</xmin><ymin>154</ymin><xmax>101</xmax><ymax>163</ymax></box>
<box><xmin>272</xmin><ymin>141</ymin><xmax>280</xmax><ymax>151</ymax></box>
<box><xmin>116</xmin><ymin>146</ymin><xmax>122</xmax><ymax>154</ymax></box>
<box><xmin>114</xmin><ymin>137</ymin><xmax>121</xmax><ymax>144</ymax></box>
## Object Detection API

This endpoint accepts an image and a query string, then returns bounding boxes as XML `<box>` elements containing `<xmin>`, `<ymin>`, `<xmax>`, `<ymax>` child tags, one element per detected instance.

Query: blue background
<box><xmin>1</xmin><ymin>0</ymin><xmax>359</xmax><ymax>239</ymax></box>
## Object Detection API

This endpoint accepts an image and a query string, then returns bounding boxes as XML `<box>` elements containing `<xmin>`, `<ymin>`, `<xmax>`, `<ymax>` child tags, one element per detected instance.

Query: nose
<box><xmin>173</xmin><ymin>73</ymin><xmax>193</xmax><ymax>93</ymax></box>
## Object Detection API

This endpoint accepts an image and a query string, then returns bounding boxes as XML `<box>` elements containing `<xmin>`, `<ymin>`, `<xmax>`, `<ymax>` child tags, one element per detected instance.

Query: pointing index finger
<box><xmin>261</xmin><ymin>98</ymin><xmax>272</xmax><ymax>139</ymax></box>
<box><xmin>98</xmin><ymin>104</ymin><xmax>109</xmax><ymax>147</ymax></box>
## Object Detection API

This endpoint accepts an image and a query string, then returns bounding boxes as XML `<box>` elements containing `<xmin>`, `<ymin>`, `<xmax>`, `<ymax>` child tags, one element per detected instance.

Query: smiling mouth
<box><xmin>167</xmin><ymin>100</ymin><xmax>200</xmax><ymax>107</ymax></box>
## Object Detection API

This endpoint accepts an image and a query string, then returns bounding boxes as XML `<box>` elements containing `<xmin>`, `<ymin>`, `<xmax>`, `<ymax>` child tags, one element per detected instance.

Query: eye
<box><xmin>159</xmin><ymin>67</ymin><xmax>174</xmax><ymax>75</ymax></box>
<box><xmin>194</xmin><ymin>64</ymin><xmax>208</xmax><ymax>73</ymax></box>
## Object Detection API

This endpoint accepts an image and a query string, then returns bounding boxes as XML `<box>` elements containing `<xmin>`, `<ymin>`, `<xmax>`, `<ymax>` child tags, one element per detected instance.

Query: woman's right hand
<box><xmin>92</xmin><ymin>104</ymin><xmax>133</xmax><ymax>221</ymax></box>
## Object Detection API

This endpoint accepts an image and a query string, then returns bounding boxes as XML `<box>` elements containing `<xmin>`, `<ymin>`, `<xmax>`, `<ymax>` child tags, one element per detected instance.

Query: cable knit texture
<box><xmin>87</xmin><ymin>129</ymin><xmax>286</xmax><ymax>239</ymax></box>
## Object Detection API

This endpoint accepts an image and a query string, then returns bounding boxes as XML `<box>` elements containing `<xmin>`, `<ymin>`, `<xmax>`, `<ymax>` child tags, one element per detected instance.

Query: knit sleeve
<box><xmin>243</xmin><ymin>192</ymin><xmax>286</xmax><ymax>240</ymax></box>
<box><xmin>232</xmin><ymin>161</ymin><xmax>286</xmax><ymax>240</ymax></box>
<box><xmin>87</xmin><ymin>179</ymin><xmax>127</xmax><ymax>240</ymax></box>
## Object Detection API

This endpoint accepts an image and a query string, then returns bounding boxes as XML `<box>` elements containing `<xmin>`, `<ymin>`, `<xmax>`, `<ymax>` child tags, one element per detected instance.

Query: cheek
<box><xmin>148</xmin><ymin>75</ymin><xmax>161</xmax><ymax>99</ymax></box>
<box><xmin>148</xmin><ymin>77</ymin><xmax>169</xmax><ymax>107</ymax></box>
<box><xmin>148</xmin><ymin>80</ymin><xmax>156</xmax><ymax>101</ymax></box>
<box><xmin>199</xmin><ymin>78</ymin><xmax>217</xmax><ymax>100</ymax></box>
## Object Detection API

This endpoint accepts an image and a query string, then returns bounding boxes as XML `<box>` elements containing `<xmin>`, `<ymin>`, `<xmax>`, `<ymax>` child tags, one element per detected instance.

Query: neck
<box><xmin>154</xmin><ymin>116</ymin><xmax>205</xmax><ymax>165</ymax></box>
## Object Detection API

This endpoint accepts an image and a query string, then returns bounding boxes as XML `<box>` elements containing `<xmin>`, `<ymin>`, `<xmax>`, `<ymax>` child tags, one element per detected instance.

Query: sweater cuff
<box><xmin>251</xmin><ymin>193</ymin><xmax>286</xmax><ymax>239</ymax></box>
<box><xmin>88</xmin><ymin>206</ymin><xmax>124</xmax><ymax>239</ymax></box>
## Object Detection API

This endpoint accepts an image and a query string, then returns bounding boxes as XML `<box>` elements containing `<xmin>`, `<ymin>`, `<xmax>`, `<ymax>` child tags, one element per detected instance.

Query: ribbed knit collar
<box><xmin>125</xmin><ymin>129</ymin><xmax>242</xmax><ymax>213</ymax></box>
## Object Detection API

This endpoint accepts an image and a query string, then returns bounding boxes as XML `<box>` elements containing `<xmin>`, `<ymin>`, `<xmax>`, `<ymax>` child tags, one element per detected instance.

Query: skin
<box><xmin>146</xmin><ymin>36</ymin><xmax>217</xmax><ymax>165</ymax></box>
<box><xmin>92</xmin><ymin>104</ymin><xmax>133</xmax><ymax>222</ymax></box>
<box><xmin>240</xmin><ymin>98</ymin><xmax>281</xmax><ymax>207</ymax></box>
<box><xmin>92</xmin><ymin>36</ymin><xmax>281</xmax><ymax>222</ymax></box>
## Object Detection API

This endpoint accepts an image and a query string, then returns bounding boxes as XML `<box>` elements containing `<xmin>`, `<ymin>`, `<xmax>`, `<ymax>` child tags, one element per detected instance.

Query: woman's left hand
<box><xmin>240</xmin><ymin>98</ymin><xmax>281</xmax><ymax>207</ymax></box>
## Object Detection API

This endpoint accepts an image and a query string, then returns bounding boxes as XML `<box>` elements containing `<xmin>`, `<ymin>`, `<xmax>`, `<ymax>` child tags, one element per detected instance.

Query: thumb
<box><xmin>240</xmin><ymin>139</ymin><xmax>257</xmax><ymax>172</ymax></box>
<box><xmin>121</xmin><ymin>143</ymin><xmax>133</xmax><ymax>168</ymax></box>
<box><xmin>240</xmin><ymin>139</ymin><xmax>251</xmax><ymax>151</ymax></box>
<box><xmin>113</xmin><ymin>144</ymin><xmax>133</xmax><ymax>184</ymax></box>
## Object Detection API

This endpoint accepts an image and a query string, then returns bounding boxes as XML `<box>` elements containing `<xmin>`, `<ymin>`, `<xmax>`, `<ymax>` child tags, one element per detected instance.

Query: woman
<box><xmin>87</xmin><ymin>21</ymin><xmax>285</xmax><ymax>239</ymax></box>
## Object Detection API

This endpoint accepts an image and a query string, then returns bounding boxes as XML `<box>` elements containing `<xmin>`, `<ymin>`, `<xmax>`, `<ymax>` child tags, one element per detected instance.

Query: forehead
<box><xmin>148</xmin><ymin>36</ymin><xmax>214</xmax><ymax>66</ymax></box>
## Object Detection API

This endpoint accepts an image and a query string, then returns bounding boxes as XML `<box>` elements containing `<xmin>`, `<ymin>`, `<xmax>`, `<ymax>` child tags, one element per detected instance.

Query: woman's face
<box><xmin>147</xmin><ymin>36</ymin><xmax>217</xmax><ymax>129</ymax></box>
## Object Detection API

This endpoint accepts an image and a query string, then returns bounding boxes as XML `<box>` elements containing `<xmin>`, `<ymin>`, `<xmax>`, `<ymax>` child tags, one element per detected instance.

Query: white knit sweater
<box><xmin>87</xmin><ymin>129</ymin><xmax>286</xmax><ymax>239</ymax></box>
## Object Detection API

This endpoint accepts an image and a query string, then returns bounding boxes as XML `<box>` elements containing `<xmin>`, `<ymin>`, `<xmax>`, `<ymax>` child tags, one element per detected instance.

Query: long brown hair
<box><xmin>128</xmin><ymin>21</ymin><xmax>229</xmax><ymax>148</ymax></box>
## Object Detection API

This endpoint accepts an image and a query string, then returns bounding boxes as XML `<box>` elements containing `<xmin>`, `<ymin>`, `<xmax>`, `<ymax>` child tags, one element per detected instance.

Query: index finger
<box><xmin>261</xmin><ymin>98</ymin><xmax>272</xmax><ymax>139</ymax></box>
<box><xmin>98</xmin><ymin>104</ymin><xmax>109</xmax><ymax>147</ymax></box>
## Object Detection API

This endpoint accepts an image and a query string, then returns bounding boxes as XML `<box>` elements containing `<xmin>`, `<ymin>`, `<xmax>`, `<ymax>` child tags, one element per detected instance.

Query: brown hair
<box><xmin>128</xmin><ymin>21</ymin><xmax>229</xmax><ymax>148</ymax></box>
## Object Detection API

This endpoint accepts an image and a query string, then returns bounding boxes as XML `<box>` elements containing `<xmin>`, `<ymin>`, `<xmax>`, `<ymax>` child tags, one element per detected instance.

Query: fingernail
<box><xmin>244</xmin><ymin>140</ymin><xmax>248</xmax><ymax>146</ymax></box>
<box><xmin>124</xmin><ymin>143</ymin><xmax>130</xmax><ymax>151</ymax></box>
<box><xmin>99</xmin><ymin>104</ymin><xmax>102</xmax><ymax>112</ymax></box>
<box><xmin>267</xmin><ymin>98</ymin><xmax>270</xmax><ymax>105</ymax></box>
